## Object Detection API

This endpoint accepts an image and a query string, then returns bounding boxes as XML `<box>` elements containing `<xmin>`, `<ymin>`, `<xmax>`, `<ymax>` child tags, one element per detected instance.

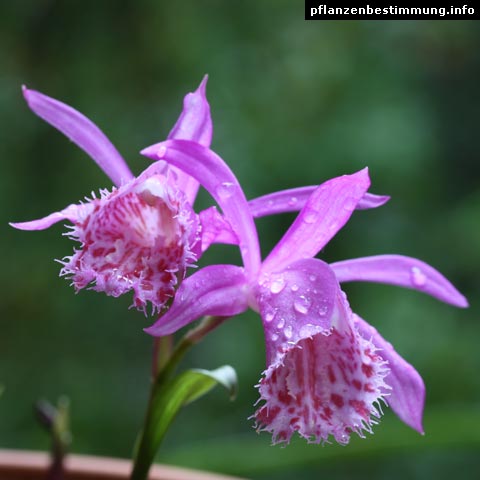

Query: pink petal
<box><xmin>168</xmin><ymin>75</ymin><xmax>212</xmax><ymax>147</ymax></box>
<box><xmin>10</xmin><ymin>203</ymin><xmax>89</xmax><ymax>230</ymax></box>
<box><xmin>354</xmin><ymin>315</ymin><xmax>425</xmax><ymax>434</ymax></box>
<box><xmin>23</xmin><ymin>87</ymin><xmax>134</xmax><ymax>187</ymax></box>
<box><xmin>254</xmin><ymin>267</ymin><xmax>389</xmax><ymax>444</ymax></box>
<box><xmin>331</xmin><ymin>255</ymin><xmax>468</xmax><ymax>308</ymax></box>
<box><xmin>198</xmin><ymin>206</ymin><xmax>238</xmax><ymax>252</ymax></box>
<box><xmin>167</xmin><ymin>76</ymin><xmax>213</xmax><ymax>204</ymax></box>
<box><xmin>249</xmin><ymin>189</ymin><xmax>389</xmax><ymax>218</ymax></box>
<box><xmin>141</xmin><ymin>140</ymin><xmax>261</xmax><ymax>278</ymax></box>
<box><xmin>262</xmin><ymin>168</ymin><xmax>371</xmax><ymax>274</ymax></box>
<box><xmin>145</xmin><ymin>264</ymin><xmax>248</xmax><ymax>336</ymax></box>
<box><xmin>194</xmin><ymin>188</ymin><xmax>389</xmax><ymax>250</ymax></box>
<box><xmin>255</xmin><ymin>258</ymin><xmax>338</xmax><ymax>366</ymax></box>
<box><xmin>357</xmin><ymin>193</ymin><xmax>391</xmax><ymax>210</ymax></box>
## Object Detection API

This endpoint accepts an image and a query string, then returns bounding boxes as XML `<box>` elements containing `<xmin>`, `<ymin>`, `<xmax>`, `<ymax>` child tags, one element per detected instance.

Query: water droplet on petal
<box><xmin>410</xmin><ymin>266</ymin><xmax>427</xmax><ymax>288</ymax></box>
<box><xmin>216</xmin><ymin>182</ymin><xmax>235</xmax><ymax>199</ymax></box>
<box><xmin>276</xmin><ymin>317</ymin><xmax>285</xmax><ymax>329</ymax></box>
<box><xmin>284</xmin><ymin>325</ymin><xmax>293</xmax><ymax>339</ymax></box>
<box><xmin>156</xmin><ymin>145</ymin><xmax>167</xmax><ymax>158</ymax></box>
<box><xmin>294</xmin><ymin>295</ymin><xmax>311</xmax><ymax>314</ymax></box>
<box><xmin>299</xmin><ymin>324</ymin><xmax>318</xmax><ymax>338</ymax></box>
<box><xmin>270</xmin><ymin>277</ymin><xmax>286</xmax><ymax>294</ymax></box>
<box><xmin>343</xmin><ymin>196</ymin><xmax>357</xmax><ymax>212</ymax></box>
<box><xmin>291</xmin><ymin>284</ymin><xmax>299</xmax><ymax>292</ymax></box>
<box><xmin>264</xmin><ymin>309</ymin><xmax>276</xmax><ymax>322</ymax></box>
<box><xmin>288</xmin><ymin>196</ymin><xmax>298</xmax><ymax>207</ymax></box>
<box><xmin>271</xmin><ymin>333</ymin><xmax>279</xmax><ymax>342</ymax></box>
<box><xmin>309</xmin><ymin>274</ymin><xmax>316</xmax><ymax>282</ymax></box>
<box><xmin>318</xmin><ymin>304</ymin><xmax>328</xmax><ymax>316</ymax></box>
<box><xmin>303</xmin><ymin>211</ymin><xmax>317</xmax><ymax>224</ymax></box>
<box><xmin>303</xmin><ymin>212</ymin><xmax>317</xmax><ymax>224</ymax></box>
<box><xmin>328</xmin><ymin>220</ymin><xmax>339</xmax><ymax>231</ymax></box>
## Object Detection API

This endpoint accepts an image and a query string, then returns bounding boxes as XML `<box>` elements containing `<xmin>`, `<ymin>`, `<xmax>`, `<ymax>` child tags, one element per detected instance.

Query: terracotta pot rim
<box><xmin>0</xmin><ymin>449</ymin><xmax>245</xmax><ymax>480</ymax></box>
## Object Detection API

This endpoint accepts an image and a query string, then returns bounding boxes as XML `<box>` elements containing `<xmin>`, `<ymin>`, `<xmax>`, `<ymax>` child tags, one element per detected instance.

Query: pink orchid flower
<box><xmin>10</xmin><ymin>79</ymin><xmax>213</xmax><ymax>313</ymax></box>
<box><xmin>141</xmin><ymin>140</ymin><xmax>467</xmax><ymax>444</ymax></box>
<box><xmin>10</xmin><ymin>78</ymin><xmax>385</xmax><ymax>314</ymax></box>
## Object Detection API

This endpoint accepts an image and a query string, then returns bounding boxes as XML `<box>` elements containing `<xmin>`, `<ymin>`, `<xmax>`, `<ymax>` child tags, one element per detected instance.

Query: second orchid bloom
<box><xmin>141</xmin><ymin>86</ymin><xmax>467</xmax><ymax>445</ymax></box>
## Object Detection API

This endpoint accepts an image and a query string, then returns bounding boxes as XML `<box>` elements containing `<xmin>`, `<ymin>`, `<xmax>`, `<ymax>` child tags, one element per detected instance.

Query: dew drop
<box><xmin>264</xmin><ymin>309</ymin><xmax>276</xmax><ymax>323</ymax></box>
<box><xmin>216</xmin><ymin>182</ymin><xmax>235</xmax><ymax>199</ymax></box>
<box><xmin>318</xmin><ymin>304</ymin><xmax>328</xmax><ymax>316</ymax></box>
<box><xmin>288</xmin><ymin>196</ymin><xmax>298</xmax><ymax>207</ymax></box>
<box><xmin>294</xmin><ymin>295</ymin><xmax>311</xmax><ymax>314</ymax></box>
<box><xmin>271</xmin><ymin>333</ymin><xmax>279</xmax><ymax>342</ymax></box>
<box><xmin>270</xmin><ymin>277</ymin><xmax>286</xmax><ymax>294</ymax></box>
<box><xmin>299</xmin><ymin>324</ymin><xmax>318</xmax><ymax>338</ymax></box>
<box><xmin>309</xmin><ymin>274</ymin><xmax>316</xmax><ymax>282</ymax></box>
<box><xmin>343</xmin><ymin>196</ymin><xmax>357</xmax><ymax>212</ymax></box>
<box><xmin>410</xmin><ymin>266</ymin><xmax>427</xmax><ymax>288</ymax></box>
<box><xmin>284</xmin><ymin>325</ymin><xmax>293</xmax><ymax>339</ymax></box>
<box><xmin>276</xmin><ymin>317</ymin><xmax>285</xmax><ymax>329</ymax></box>
<box><xmin>291</xmin><ymin>284</ymin><xmax>299</xmax><ymax>292</ymax></box>
<box><xmin>328</xmin><ymin>220</ymin><xmax>339</xmax><ymax>231</ymax></box>
<box><xmin>303</xmin><ymin>211</ymin><xmax>317</xmax><ymax>224</ymax></box>
<box><xmin>156</xmin><ymin>145</ymin><xmax>167</xmax><ymax>158</ymax></box>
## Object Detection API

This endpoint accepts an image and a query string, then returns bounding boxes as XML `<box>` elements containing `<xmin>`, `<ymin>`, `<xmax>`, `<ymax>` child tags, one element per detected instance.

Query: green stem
<box><xmin>130</xmin><ymin>316</ymin><xmax>227</xmax><ymax>480</ymax></box>
<box><xmin>152</xmin><ymin>335</ymin><xmax>173</xmax><ymax>378</ymax></box>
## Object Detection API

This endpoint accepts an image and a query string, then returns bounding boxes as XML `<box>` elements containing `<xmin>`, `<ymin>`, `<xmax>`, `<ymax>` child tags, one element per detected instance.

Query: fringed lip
<box><xmin>253</xmin><ymin>303</ymin><xmax>390</xmax><ymax>445</ymax></box>
<box><xmin>59</xmin><ymin>174</ymin><xmax>200</xmax><ymax>313</ymax></box>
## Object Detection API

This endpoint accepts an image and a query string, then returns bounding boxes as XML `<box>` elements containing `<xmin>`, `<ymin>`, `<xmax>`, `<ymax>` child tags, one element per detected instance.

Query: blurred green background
<box><xmin>1</xmin><ymin>2</ymin><xmax>479</xmax><ymax>479</ymax></box>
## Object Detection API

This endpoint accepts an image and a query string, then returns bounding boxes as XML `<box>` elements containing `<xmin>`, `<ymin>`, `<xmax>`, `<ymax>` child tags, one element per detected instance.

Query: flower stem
<box><xmin>130</xmin><ymin>316</ymin><xmax>227</xmax><ymax>480</ymax></box>
<box><xmin>151</xmin><ymin>335</ymin><xmax>173</xmax><ymax>378</ymax></box>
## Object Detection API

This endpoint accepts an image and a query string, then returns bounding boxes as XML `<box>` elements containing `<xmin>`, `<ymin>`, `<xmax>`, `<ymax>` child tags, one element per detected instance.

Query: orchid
<box><xmin>141</xmin><ymin>140</ymin><xmax>467</xmax><ymax>445</ymax></box>
<box><xmin>10</xmin><ymin>78</ymin><xmax>388</xmax><ymax>314</ymax></box>
<box><xmin>10</xmin><ymin>79</ymin><xmax>214</xmax><ymax>313</ymax></box>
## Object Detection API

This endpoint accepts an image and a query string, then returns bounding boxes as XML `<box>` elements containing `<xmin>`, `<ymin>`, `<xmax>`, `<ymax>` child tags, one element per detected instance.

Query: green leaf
<box><xmin>184</xmin><ymin>366</ymin><xmax>238</xmax><ymax>404</ymax></box>
<box><xmin>131</xmin><ymin>365</ymin><xmax>238</xmax><ymax>480</ymax></box>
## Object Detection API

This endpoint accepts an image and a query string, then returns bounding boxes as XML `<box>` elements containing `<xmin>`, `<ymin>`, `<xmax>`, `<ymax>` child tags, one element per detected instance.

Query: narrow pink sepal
<box><xmin>198</xmin><ymin>206</ymin><xmax>238</xmax><ymax>252</ymax></box>
<box><xmin>23</xmin><ymin>86</ymin><xmax>134</xmax><ymax>186</ymax></box>
<box><xmin>141</xmin><ymin>140</ymin><xmax>261</xmax><ymax>278</ymax></box>
<box><xmin>167</xmin><ymin>75</ymin><xmax>213</xmax><ymax>204</ymax></box>
<box><xmin>145</xmin><ymin>264</ymin><xmax>248</xmax><ymax>336</ymax></box>
<box><xmin>262</xmin><ymin>168</ymin><xmax>371</xmax><ymax>274</ymax></box>
<box><xmin>10</xmin><ymin>203</ymin><xmax>86</xmax><ymax>230</ymax></box>
<box><xmin>168</xmin><ymin>75</ymin><xmax>212</xmax><ymax>147</ymax></box>
<box><xmin>357</xmin><ymin>193</ymin><xmax>390</xmax><ymax>210</ymax></box>
<box><xmin>249</xmin><ymin>188</ymin><xmax>389</xmax><ymax>218</ymax></box>
<box><xmin>331</xmin><ymin>255</ymin><xmax>468</xmax><ymax>308</ymax></box>
<box><xmin>355</xmin><ymin>315</ymin><xmax>425</xmax><ymax>434</ymax></box>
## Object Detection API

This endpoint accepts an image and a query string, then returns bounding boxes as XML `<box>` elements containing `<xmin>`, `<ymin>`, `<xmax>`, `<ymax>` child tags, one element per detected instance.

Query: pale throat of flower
<box><xmin>133</xmin><ymin>175</ymin><xmax>182</xmax><ymax>247</ymax></box>
<box><xmin>60</xmin><ymin>173</ymin><xmax>199</xmax><ymax>312</ymax></box>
